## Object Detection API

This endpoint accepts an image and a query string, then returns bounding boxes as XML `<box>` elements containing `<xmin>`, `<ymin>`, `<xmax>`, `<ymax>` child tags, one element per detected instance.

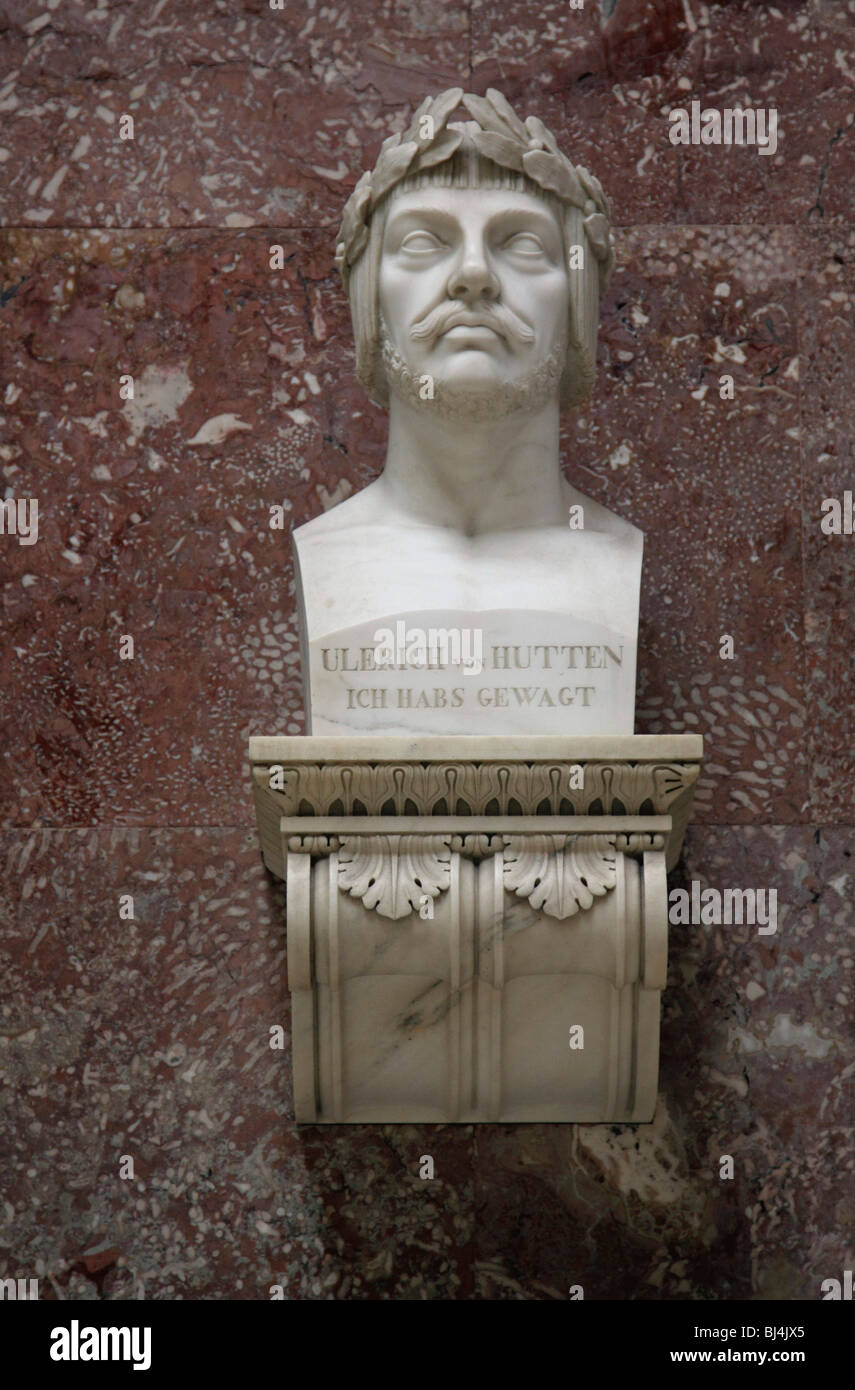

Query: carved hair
<box><xmin>335</xmin><ymin>88</ymin><xmax>615</xmax><ymax>411</ymax></box>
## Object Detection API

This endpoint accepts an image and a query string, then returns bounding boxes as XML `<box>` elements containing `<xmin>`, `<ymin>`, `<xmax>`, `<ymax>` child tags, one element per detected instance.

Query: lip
<box><xmin>440</xmin><ymin>321</ymin><xmax>502</xmax><ymax>340</ymax></box>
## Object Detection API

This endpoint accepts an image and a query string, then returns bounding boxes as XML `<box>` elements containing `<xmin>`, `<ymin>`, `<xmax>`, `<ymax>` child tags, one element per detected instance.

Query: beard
<box><xmin>379</xmin><ymin>319</ymin><xmax>564</xmax><ymax>423</ymax></box>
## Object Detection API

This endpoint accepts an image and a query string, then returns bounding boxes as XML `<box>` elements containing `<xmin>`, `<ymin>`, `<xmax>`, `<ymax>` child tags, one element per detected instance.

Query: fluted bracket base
<box><xmin>248</xmin><ymin>735</ymin><xmax>702</xmax><ymax>1124</ymax></box>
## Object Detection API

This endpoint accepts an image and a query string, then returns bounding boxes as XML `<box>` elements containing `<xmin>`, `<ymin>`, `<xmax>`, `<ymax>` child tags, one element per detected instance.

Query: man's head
<box><xmin>335</xmin><ymin>88</ymin><xmax>614</xmax><ymax>418</ymax></box>
<box><xmin>377</xmin><ymin>179</ymin><xmax>568</xmax><ymax>421</ymax></box>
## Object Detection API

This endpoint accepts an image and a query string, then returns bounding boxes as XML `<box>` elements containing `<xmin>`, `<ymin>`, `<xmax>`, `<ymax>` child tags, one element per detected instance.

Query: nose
<box><xmin>446</xmin><ymin>238</ymin><xmax>500</xmax><ymax>303</ymax></box>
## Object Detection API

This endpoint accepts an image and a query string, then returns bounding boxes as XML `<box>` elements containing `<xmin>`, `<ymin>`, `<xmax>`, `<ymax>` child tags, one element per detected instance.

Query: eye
<box><xmin>503</xmin><ymin>231</ymin><xmax>546</xmax><ymax>256</ymax></box>
<box><xmin>400</xmin><ymin>229</ymin><xmax>445</xmax><ymax>253</ymax></box>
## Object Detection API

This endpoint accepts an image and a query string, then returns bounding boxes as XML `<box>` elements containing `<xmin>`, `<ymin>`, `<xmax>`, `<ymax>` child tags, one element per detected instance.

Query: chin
<box><xmin>441</xmin><ymin>362</ymin><xmax>507</xmax><ymax>393</ymax></box>
<box><xmin>435</xmin><ymin>385</ymin><xmax>512</xmax><ymax>421</ymax></box>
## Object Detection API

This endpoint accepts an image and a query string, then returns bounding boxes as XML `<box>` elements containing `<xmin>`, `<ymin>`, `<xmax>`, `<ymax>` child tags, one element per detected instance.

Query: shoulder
<box><xmin>294</xmin><ymin>479</ymin><xmax>393</xmax><ymax>546</ymax></box>
<box><xmin>563</xmin><ymin>479</ymin><xmax>644</xmax><ymax>550</ymax></box>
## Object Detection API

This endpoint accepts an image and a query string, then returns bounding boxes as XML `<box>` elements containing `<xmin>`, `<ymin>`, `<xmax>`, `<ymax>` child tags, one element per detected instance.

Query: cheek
<box><xmin>507</xmin><ymin>271</ymin><xmax>567</xmax><ymax>322</ymax></box>
<box><xmin>536</xmin><ymin>278</ymin><xmax>569</xmax><ymax>342</ymax></box>
<box><xmin>377</xmin><ymin>270</ymin><xmax>399</xmax><ymax>328</ymax></box>
<box><xmin>378</xmin><ymin>273</ymin><xmax>420</xmax><ymax>342</ymax></box>
<box><xmin>380</xmin><ymin>264</ymin><xmax>447</xmax><ymax>319</ymax></box>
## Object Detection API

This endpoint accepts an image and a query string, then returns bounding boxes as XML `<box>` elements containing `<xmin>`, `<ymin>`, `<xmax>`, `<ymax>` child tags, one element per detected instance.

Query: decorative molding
<box><xmin>255</xmin><ymin>759</ymin><xmax>699</xmax><ymax>818</ymax></box>
<box><xmin>337</xmin><ymin>834</ymin><xmax>452</xmax><ymax>920</ymax></box>
<box><xmin>502</xmin><ymin>833</ymin><xmax>618</xmax><ymax>920</ymax></box>
<box><xmin>614</xmin><ymin>832</ymin><xmax>666</xmax><ymax>853</ymax></box>
<box><xmin>449</xmin><ymin>832</ymin><xmax>503</xmax><ymax>860</ymax></box>
<box><xmin>287</xmin><ymin>834</ymin><xmax>341</xmax><ymax>854</ymax></box>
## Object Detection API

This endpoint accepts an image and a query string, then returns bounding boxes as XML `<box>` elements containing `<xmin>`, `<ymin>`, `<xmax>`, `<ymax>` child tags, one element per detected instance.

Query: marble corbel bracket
<box><xmin>248</xmin><ymin>735</ymin><xmax>702</xmax><ymax>1124</ymax></box>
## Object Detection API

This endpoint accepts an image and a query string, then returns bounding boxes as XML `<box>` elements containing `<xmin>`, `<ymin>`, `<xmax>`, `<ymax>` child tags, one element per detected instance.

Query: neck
<box><xmin>379</xmin><ymin>393</ymin><xmax>565</xmax><ymax>535</ymax></box>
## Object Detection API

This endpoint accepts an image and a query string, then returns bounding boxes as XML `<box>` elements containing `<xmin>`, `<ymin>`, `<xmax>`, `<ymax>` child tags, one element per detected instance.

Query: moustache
<box><xmin>409</xmin><ymin>301</ymin><xmax>536</xmax><ymax>347</ymax></box>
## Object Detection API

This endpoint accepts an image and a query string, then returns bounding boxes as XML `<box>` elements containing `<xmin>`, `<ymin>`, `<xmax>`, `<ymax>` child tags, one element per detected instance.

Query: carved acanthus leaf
<box><xmin>502</xmin><ymin>834</ymin><xmax>618</xmax><ymax>920</ymax></box>
<box><xmin>337</xmin><ymin>835</ymin><xmax>452</xmax><ymax>920</ymax></box>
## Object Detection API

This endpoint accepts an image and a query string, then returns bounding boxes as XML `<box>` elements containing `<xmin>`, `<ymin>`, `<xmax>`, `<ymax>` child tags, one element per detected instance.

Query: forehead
<box><xmin>383</xmin><ymin>184</ymin><xmax>563</xmax><ymax>232</ymax></box>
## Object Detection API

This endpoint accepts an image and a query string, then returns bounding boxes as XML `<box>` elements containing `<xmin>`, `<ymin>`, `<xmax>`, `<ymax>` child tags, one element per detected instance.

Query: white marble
<box><xmin>250</xmin><ymin>89</ymin><xmax>701</xmax><ymax>1124</ymax></box>
<box><xmin>296</xmin><ymin>492</ymin><xmax>641</xmax><ymax>735</ymax></box>
<box><xmin>249</xmin><ymin>736</ymin><xmax>702</xmax><ymax>1122</ymax></box>
<box><xmin>285</xmin><ymin>841</ymin><xmax>663</xmax><ymax>1123</ymax></box>
<box><xmin>294</xmin><ymin>91</ymin><xmax>640</xmax><ymax>736</ymax></box>
<box><xmin>249</xmin><ymin>733</ymin><xmax>704</xmax><ymax>762</ymax></box>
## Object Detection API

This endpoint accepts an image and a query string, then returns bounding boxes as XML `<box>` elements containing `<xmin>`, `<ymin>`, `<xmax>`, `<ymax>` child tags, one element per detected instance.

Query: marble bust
<box><xmin>294</xmin><ymin>88</ymin><xmax>643</xmax><ymax>736</ymax></box>
<box><xmin>252</xmin><ymin>91</ymin><xmax>702</xmax><ymax>1124</ymax></box>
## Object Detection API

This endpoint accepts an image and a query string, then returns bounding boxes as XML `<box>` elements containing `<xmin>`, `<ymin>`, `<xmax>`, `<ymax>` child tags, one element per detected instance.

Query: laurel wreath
<box><xmin>334</xmin><ymin>87</ymin><xmax>614</xmax><ymax>291</ymax></box>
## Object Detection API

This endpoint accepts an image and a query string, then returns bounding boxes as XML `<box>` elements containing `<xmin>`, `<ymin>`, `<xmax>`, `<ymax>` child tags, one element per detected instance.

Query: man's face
<box><xmin>378</xmin><ymin>184</ymin><xmax>569</xmax><ymax>409</ymax></box>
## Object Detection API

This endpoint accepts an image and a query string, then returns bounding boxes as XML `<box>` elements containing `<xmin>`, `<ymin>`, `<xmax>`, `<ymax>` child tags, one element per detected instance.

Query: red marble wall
<box><xmin>1</xmin><ymin>0</ymin><xmax>852</xmax><ymax>1300</ymax></box>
